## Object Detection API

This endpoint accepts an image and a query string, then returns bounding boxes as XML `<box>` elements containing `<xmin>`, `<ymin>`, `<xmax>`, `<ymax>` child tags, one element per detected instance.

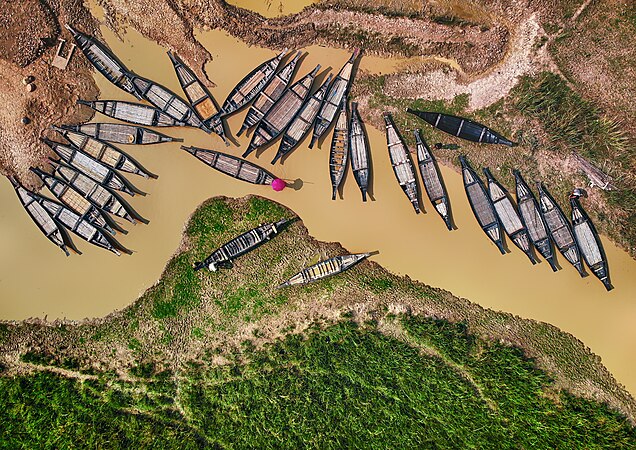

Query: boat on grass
<box><xmin>384</xmin><ymin>113</ymin><xmax>420</xmax><ymax>214</ymax></box>
<box><xmin>278</xmin><ymin>252</ymin><xmax>370</xmax><ymax>287</ymax></box>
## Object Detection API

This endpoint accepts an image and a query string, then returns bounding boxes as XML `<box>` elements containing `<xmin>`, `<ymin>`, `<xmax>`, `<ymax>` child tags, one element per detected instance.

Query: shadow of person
<box><xmin>286</xmin><ymin>178</ymin><xmax>304</xmax><ymax>191</ymax></box>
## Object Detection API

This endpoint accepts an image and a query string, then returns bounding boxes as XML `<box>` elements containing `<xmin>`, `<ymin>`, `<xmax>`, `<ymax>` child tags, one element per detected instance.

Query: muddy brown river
<box><xmin>1</xmin><ymin>17</ymin><xmax>635</xmax><ymax>395</ymax></box>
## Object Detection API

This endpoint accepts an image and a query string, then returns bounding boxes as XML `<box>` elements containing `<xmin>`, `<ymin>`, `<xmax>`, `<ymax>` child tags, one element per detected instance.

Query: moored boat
<box><xmin>329</xmin><ymin>100</ymin><xmax>349</xmax><ymax>200</ymax></box>
<box><xmin>459</xmin><ymin>156</ymin><xmax>505</xmax><ymax>254</ymax></box>
<box><xmin>278</xmin><ymin>252</ymin><xmax>370</xmax><ymax>287</ymax></box>
<box><xmin>348</xmin><ymin>102</ymin><xmax>370</xmax><ymax>201</ymax></box>
<box><xmin>77</xmin><ymin>99</ymin><xmax>185</xmax><ymax>127</ymax></box>
<box><xmin>194</xmin><ymin>219</ymin><xmax>290</xmax><ymax>271</ymax></box>
<box><xmin>61</xmin><ymin>123</ymin><xmax>180</xmax><ymax>145</ymax></box>
<box><xmin>414</xmin><ymin>130</ymin><xmax>452</xmax><ymax>229</ymax></box>
<box><xmin>384</xmin><ymin>113</ymin><xmax>420</xmax><ymax>214</ymax></box>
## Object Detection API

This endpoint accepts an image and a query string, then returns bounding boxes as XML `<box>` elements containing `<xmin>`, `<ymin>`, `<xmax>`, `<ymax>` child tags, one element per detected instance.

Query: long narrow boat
<box><xmin>244</xmin><ymin>65</ymin><xmax>321</xmax><ymax>159</ymax></box>
<box><xmin>182</xmin><ymin>146</ymin><xmax>280</xmax><ymax>186</ymax></box>
<box><xmin>167</xmin><ymin>51</ymin><xmax>227</xmax><ymax>144</ymax></box>
<box><xmin>238</xmin><ymin>52</ymin><xmax>302</xmax><ymax>136</ymax></box>
<box><xmin>459</xmin><ymin>156</ymin><xmax>505</xmax><ymax>254</ymax></box>
<box><xmin>537</xmin><ymin>183</ymin><xmax>585</xmax><ymax>276</ymax></box>
<box><xmin>513</xmin><ymin>170</ymin><xmax>557</xmax><ymax>271</ymax></box>
<box><xmin>384</xmin><ymin>113</ymin><xmax>420</xmax><ymax>214</ymax></box>
<box><xmin>31</xmin><ymin>167</ymin><xmax>121</xmax><ymax>235</ymax></box>
<box><xmin>77</xmin><ymin>99</ymin><xmax>185</xmax><ymax>127</ymax></box>
<box><xmin>349</xmin><ymin>102</ymin><xmax>370</xmax><ymax>201</ymax></box>
<box><xmin>52</xmin><ymin>126</ymin><xmax>156</xmax><ymax>179</ymax></box>
<box><xmin>414</xmin><ymin>130</ymin><xmax>452</xmax><ymax>229</ymax></box>
<box><xmin>44</xmin><ymin>139</ymin><xmax>144</xmax><ymax>197</ymax></box>
<box><xmin>276</xmin><ymin>74</ymin><xmax>333</xmax><ymax>162</ymax></box>
<box><xmin>51</xmin><ymin>160</ymin><xmax>143</xmax><ymax>224</ymax></box>
<box><xmin>194</xmin><ymin>219</ymin><xmax>290</xmax><ymax>271</ymax></box>
<box><xmin>61</xmin><ymin>123</ymin><xmax>181</xmax><ymax>146</ymax></box>
<box><xmin>310</xmin><ymin>49</ymin><xmax>360</xmax><ymax>148</ymax></box>
<box><xmin>407</xmin><ymin>109</ymin><xmax>515</xmax><ymax>146</ymax></box>
<box><xmin>483</xmin><ymin>168</ymin><xmax>536</xmax><ymax>264</ymax></box>
<box><xmin>570</xmin><ymin>190</ymin><xmax>612</xmax><ymax>290</ymax></box>
<box><xmin>329</xmin><ymin>101</ymin><xmax>349</xmax><ymax>200</ymax></box>
<box><xmin>278</xmin><ymin>253</ymin><xmax>370</xmax><ymax>287</ymax></box>
<box><xmin>10</xmin><ymin>177</ymin><xmax>71</xmax><ymax>255</ymax></box>
<box><xmin>66</xmin><ymin>25</ymin><xmax>142</xmax><ymax>100</ymax></box>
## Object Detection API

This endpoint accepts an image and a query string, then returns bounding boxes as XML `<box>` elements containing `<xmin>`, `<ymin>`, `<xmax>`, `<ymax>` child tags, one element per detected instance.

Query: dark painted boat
<box><xmin>61</xmin><ymin>123</ymin><xmax>180</xmax><ymax>145</ymax></box>
<box><xmin>537</xmin><ymin>183</ymin><xmax>585</xmax><ymax>276</ymax></box>
<box><xmin>277</xmin><ymin>74</ymin><xmax>333</xmax><ymax>163</ymax></box>
<box><xmin>329</xmin><ymin>101</ymin><xmax>349</xmax><ymax>200</ymax></box>
<box><xmin>483</xmin><ymin>168</ymin><xmax>536</xmax><ymax>264</ymax></box>
<box><xmin>243</xmin><ymin>64</ymin><xmax>321</xmax><ymax>159</ymax></box>
<box><xmin>278</xmin><ymin>252</ymin><xmax>370</xmax><ymax>287</ymax></box>
<box><xmin>193</xmin><ymin>219</ymin><xmax>290</xmax><ymax>271</ymax></box>
<box><xmin>406</xmin><ymin>109</ymin><xmax>515</xmax><ymax>146</ymax></box>
<box><xmin>310</xmin><ymin>49</ymin><xmax>360</xmax><ymax>148</ymax></box>
<box><xmin>77</xmin><ymin>99</ymin><xmax>185</xmax><ymax>127</ymax></box>
<box><xmin>66</xmin><ymin>25</ymin><xmax>142</xmax><ymax>100</ymax></box>
<box><xmin>513</xmin><ymin>170</ymin><xmax>557</xmax><ymax>271</ymax></box>
<box><xmin>182</xmin><ymin>146</ymin><xmax>278</xmax><ymax>186</ymax></box>
<box><xmin>384</xmin><ymin>113</ymin><xmax>420</xmax><ymax>214</ymax></box>
<box><xmin>238</xmin><ymin>51</ymin><xmax>302</xmax><ymax>136</ymax></box>
<box><xmin>570</xmin><ymin>189</ymin><xmax>612</xmax><ymax>291</ymax></box>
<box><xmin>459</xmin><ymin>156</ymin><xmax>505</xmax><ymax>254</ymax></box>
<box><xmin>414</xmin><ymin>130</ymin><xmax>452</xmax><ymax>230</ymax></box>
<box><xmin>348</xmin><ymin>102</ymin><xmax>370</xmax><ymax>201</ymax></box>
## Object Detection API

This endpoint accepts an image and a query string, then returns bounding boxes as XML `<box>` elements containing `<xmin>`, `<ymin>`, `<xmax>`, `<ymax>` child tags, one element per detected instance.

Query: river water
<box><xmin>0</xmin><ymin>19</ymin><xmax>635</xmax><ymax>395</ymax></box>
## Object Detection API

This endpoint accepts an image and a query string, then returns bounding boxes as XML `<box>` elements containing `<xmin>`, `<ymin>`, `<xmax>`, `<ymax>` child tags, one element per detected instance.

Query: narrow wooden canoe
<box><xmin>277</xmin><ymin>74</ymin><xmax>333</xmax><ymax>163</ymax></box>
<box><xmin>513</xmin><ymin>170</ymin><xmax>557</xmax><ymax>271</ymax></box>
<box><xmin>414</xmin><ymin>130</ymin><xmax>452</xmax><ymax>229</ymax></box>
<box><xmin>238</xmin><ymin>52</ymin><xmax>302</xmax><ymax>136</ymax></box>
<box><xmin>329</xmin><ymin>101</ymin><xmax>349</xmax><ymax>200</ymax></box>
<box><xmin>406</xmin><ymin>109</ymin><xmax>515</xmax><ymax>146</ymax></box>
<box><xmin>570</xmin><ymin>190</ymin><xmax>612</xmax><ymax>291</ymax></box>
<box><xmin>167</xmin><ymin>51</ymin><xmax>227</xmax><ymax>144</ymax></box>
<box><xmin>44</xmin><ymin>139</ymin><xmax>144</xmax><ymax>197</ymax></box>
<box><xmin>52</xmin><ymin>126</ymin><xmax>156</xmax><ymax>179</ymax></box>
<box><xmin>77</xmin><ymin>99</ymin><xmax>185</xmax><ymax>127</ymax></box>
<box><xmin>194</xmin><ymin>219</ymin><xmax>290</xmax><ymax>271</ymax></box>
<box><xmin>182</xmin><ymin>146</ymin><xmax>278</xmax><ymax>186</ymax></box>
<box><xmin>349</xmin><ymin>102</ymin><xmax>370</xmax><ymax>201</ymax></box>
<box><xmin>310</xmin><ymin>49</ymin><xmax>360</xmax><ymax>148</ymax></box>
<box><xmin>61</xmin><ymin>123</ymin><xmax>180</xmax><ymax>145</ymax></box>
<box><xmin>278</xmin><ymin>252</ymin><xmax>370</xmax><ymax>287</ymax></box>
<box><xmin>459</xmin><ymin>156</ymin><xmax>505</xmax><ymax>254</ymax></box>
<box><xmin>10</xmin><ymin>177</ymin><xmax>71</xmax><ymax>255</ymax></box>
<box><xmin>66</xmin><ymin>25</ymin><xmax>141</xmax><ymax>100</ymax></box>
<box><xmin>384</xmin><ymin>113</ymin><xmax>420</xmax><ymax>214</ymax></box>
<box><xmin>537</xmin><ymin>183</ymin><xmax>585</xmax><ymax>276</ymax></box>
<box><xmin>483</xmin><ymin>168</ymin><xmax>536</xmax><ymax>264</ymax></box>
<box><xmin>244</xmin><ymin>64</ymin><xmax>321</xmax><ymax>159</ymax></box>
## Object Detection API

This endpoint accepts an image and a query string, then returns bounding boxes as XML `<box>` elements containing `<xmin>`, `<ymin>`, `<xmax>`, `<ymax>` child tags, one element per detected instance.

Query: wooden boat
<box><xmin>414</xmin><ymin>130</ymin><xmax>452</xmax><ymax>229</ymax></box>
<box><xmin>51</xmin><ymin>160</ymin><xmax>143</xmax><ymax>224</ymax></box>
<box><xmin>278</xmin><ymin>253</ymin><xmax>370</xmax><ymax>287</ymax></box>
<box><xmin>406</xmin><ymin>109</ymin><xmax>515</xmax><ymax>146</ymax></box>
<box><xmin>167</xmin><ymin>51</ymin><xmax>228</xmax><ymax>144</ymax></box>
<box><xmin>61</xmin><ymin>123</ymin><xmax>181</xmax><ymax>145</ymax></box>
<box><xmin>513</xmin><ymin>170</ymin><xmax>557</xmax><ymax>271</ymax></box>
<box><xmin>384</xmin><ymin>113</ymin><xmax>420</xmax><ymax>214</ymax></box>
<box><xmin>243</xmin><ymin>64</ymin><xmax>321</xmax><ymax>159</ymax></box>
<box><xmin>537</xmin><ymin>183</ymin><xmax>585</xmax><ymax>276</ymax></box>
<box><xmin>483</xmin><ymin>168</ymin><xmax>536</xmax><ymax>264</ymax></box>
<box><xmin>570</xmin><ymin>190</ymin><xmax>612</xmax><ymax>290</ymax></box>
<box><xmin>276</xmin><ymin>74</ymin><xmax>333</xmax><ymax>163</ymax></box>
<box><xmin>52</xmin><ymin>126</ymin><xmax>157</xmax><ymax>179</ymax></box>
<box><xmin>66</xmin><ymin>25</ymin><xmax>142</xmax><ymax>100</ymax></box>
<box><xmin>348</xmin><ymin>102</ymin><xmax>370</xmax><ymax>201</ymax></box>
<box><xmin>329</xmin><ymin>101</ymin><xmax>349</xmax><ymax>200</ymax></box>
<box><xmin>77</xmin><ymin>99</ymin><xmax>185</xmax><ymax>127</ymax></box>
<box><xmin>10</xmin><ymin>177</ymin><xmax>71</xmax><ymax>255</ymax></box>
<box><xmin>182</xmin><ymin>146</ymin><xmax>278</xmax><ymax>186</ymax></box>
<box><xmin>31</xmin><ymin>167</ymin><xmax>121</xmax><ymax>235</ymax></box>
<box><xmin>193</xmin><ymin>219</ymin><xmax>290</xmax><ymax>271</ymax></box>
<box><xmin>238</xmin><ymin>51</ymin><xmax>302</xmax><ymax>136</ymax></box>
<box><xmin>44</xmin><ymin>139</ymin><xmax>144</xmax><ymax>197</ymax></box>
<box><xmin>459</xmin><ymin>156</ymin><xmax>505</xmax><ymax>254</ymax></box>
<box><xmin>310</xmin><ymin>49</ymin><xmax>360</xmax><ymax>148</ymax></box>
